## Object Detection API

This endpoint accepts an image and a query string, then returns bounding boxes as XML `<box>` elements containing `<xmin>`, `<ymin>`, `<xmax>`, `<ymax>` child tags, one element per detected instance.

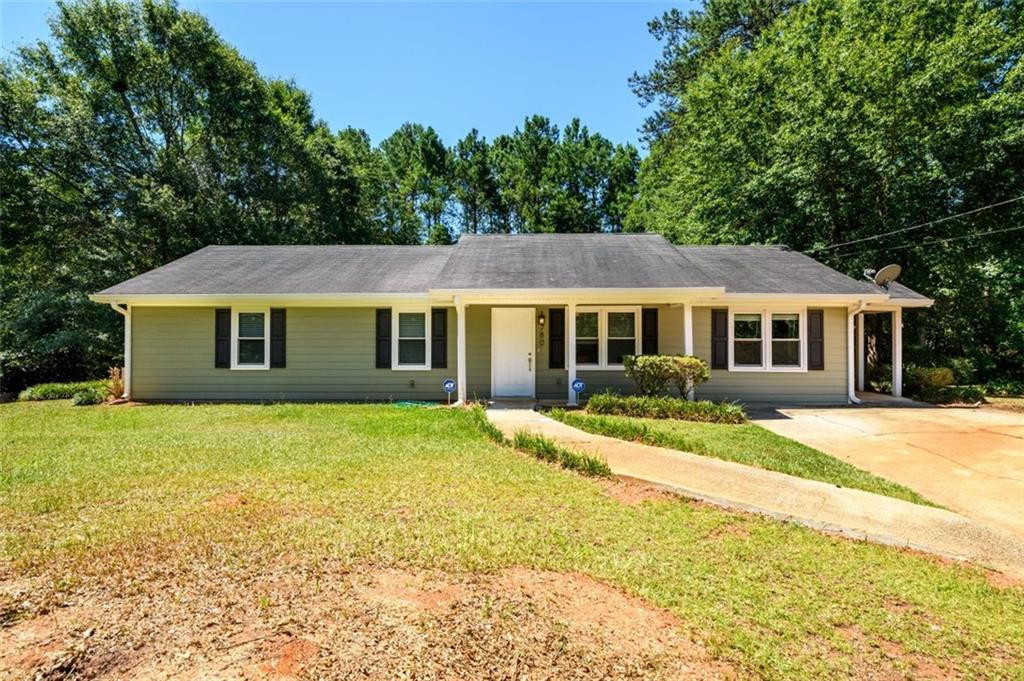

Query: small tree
<box><xmin>623</xmin><ymin>355</ymin><xmax>677</xmax><ymax>395</ymax></box>
<box><xmin>672</xmin><ymin>356</ymin><xmax>710</xmax><ymax>398</ymax></box>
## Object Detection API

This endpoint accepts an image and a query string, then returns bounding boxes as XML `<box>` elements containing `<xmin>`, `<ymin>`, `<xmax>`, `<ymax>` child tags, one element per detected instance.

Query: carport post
<box><xmin>856</xmin><ymin>313</ymin><xmax>865</xmax><ymax>392</ymax></box>
<box><xmin>456</xmin><ymin>297</ymin><xmax>467</xmax><ymax>405</ymax></box>
<box><xmin>892</xmin><ymin>308</ymin><xmax>903</xmax><ymax>398</ymax></box>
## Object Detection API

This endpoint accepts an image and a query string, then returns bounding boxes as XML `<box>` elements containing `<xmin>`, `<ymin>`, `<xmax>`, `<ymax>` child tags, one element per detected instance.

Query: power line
<box><xmin>804</xmin><ymin>194</ymin><xmax>1024</xmax><ymax>254</ymax></box>
<box><xmin>831</xmin><ymin>224</ymin><xmax>1024</xmax><ymax>260</ymax></box>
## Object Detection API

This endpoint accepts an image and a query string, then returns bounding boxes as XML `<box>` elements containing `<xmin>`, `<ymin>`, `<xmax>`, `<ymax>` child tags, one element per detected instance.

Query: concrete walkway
<box><xmin>487</xmin><ymin>407</ymin><xmax>1024</xmax><ymax>578</ymax></box>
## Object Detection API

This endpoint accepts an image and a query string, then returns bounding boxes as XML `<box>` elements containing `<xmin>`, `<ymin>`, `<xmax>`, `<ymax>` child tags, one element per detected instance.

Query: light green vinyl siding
<box><xmin>132</xmin><ymin>307</ymin><xmax>458</xmax><ymax>401</ymax></box>
<box><xmin>692</xmin><ymin>306</ymin><xmax>848</xmax><ymax>404</ymax></box>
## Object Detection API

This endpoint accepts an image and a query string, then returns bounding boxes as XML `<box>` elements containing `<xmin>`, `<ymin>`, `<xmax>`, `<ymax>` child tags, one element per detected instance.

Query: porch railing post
<box><xmin>567</xmin><ymin>302</ymin><xmax>577</xmax><ymax>406</ymax></box>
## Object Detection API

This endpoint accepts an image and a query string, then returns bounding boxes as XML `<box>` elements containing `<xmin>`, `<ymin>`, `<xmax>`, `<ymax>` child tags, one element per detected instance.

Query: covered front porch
<box><xmin>853</xmin><ymin>306</ymin><xmax>906</xmax><ymax>400</ymax></box>
<box><xmin>446</xmin><ymin>292</ymin><xmax>697</xmax><ymax>406</ymax></box>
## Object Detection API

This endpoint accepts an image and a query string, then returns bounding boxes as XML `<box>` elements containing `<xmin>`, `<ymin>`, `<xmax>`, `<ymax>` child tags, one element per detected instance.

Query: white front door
<box><xmin>492</xmin><ymin>307</ymin><xmax>535</xmax><ymax>397</ymax></box>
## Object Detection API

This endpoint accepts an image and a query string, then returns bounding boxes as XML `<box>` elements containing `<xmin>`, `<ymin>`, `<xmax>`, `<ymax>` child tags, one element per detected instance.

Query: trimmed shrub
<box><xmin>585</xmin><ymin>392</ymin><xmax>746</xmax><ymax>424</ymax></box>
<box><xmin>512</xmin><ymin>430</ymin><xmax>611</xmax><ymax>477</ymax></box>
<box><xmin>908</xmin><ymin>367</ymin><xmax>954</xmax><ymax>392</ymax></box>
<box><xmin>19</xmin><ymin>379</ymin><xmax>108</xmax><ymax>401</ymax></box>
<box><xmin>923</xmin><ymin>385</ymin><xmax>986</xmax><ymax>405</ymax></box>
<box><xmin>71</xmin><ymin>387</ymin><xmax>106</xmax><ymax>406</ymax></box>
<box><xmin>623</xmin><ymin>354</ymin><xmax>710</xmax><ymax>398</ymax></box>
<box><xmin>948</xmin><ymin>358</ymin><xmax>976</xmax><ymax>384</ymax></box>
<box><xmin>673</xmin><ymin>356</ymin><xmax>710</xmax><ymax>395</ymax></box>
<box><xmin>623</xmin><ymin>355</ymin><xmax>678</xmax><ymax>395</ymax></box>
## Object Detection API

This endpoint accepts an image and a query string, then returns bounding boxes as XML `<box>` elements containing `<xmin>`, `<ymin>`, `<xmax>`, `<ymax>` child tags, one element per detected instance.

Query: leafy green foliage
<box><xmin>907</xmin><ymin>367</ymin><xmax>955</xmax><ymax>392</ymax></box>
<box><xmin>512</xmin><ymin>430</ymin><xmax>612</xmax><ymax>477</ymax></box>
<box><xmin>586</xmin><ymin>392</ymin><xmax>746</xmax><ymax>424</ymax></box>
<box><xmin>18</xmin><ymin>379</ymin><xmax>108</xmax><ymax>401</ymax></box>
<box><xmin>71</xmin><ymin>386</ymin><xmax>106</xmax><ymax>405</ymax></box>
<box><xmin>623</xmin><ymin>354</ymin><xmax>711</xmax><ymax>396</ymax></box>
<box><xmin>549</xmin><ymin>409</ymin><xmax>933</xmax><ymax>505</ymax></box>
<box><xmin>632</xmin><ymin>0</ymin><xmax>1024</xmax><ymax>383</ymax></box>
<box><xmin>0</xmin><ymin>0</ymin><xmax>639</xmax><ymax>392</ymax></box>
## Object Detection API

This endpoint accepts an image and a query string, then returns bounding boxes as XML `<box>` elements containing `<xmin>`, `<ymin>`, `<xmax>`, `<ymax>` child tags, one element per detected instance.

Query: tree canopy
<box><xmin>0</xmin><ymin>0</ymin><xmax>639</xmax><ymax>390</ymax></box>
<box><xmin>630</xmin><ymin>0</ymin><xmax>1024</xmax><ymax>380</ymax></box>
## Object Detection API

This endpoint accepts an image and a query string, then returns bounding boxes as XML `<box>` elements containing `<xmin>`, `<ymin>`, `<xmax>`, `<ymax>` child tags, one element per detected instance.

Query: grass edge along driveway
<box><xmin>2</xmin><ymin>401</ymin><xmax>1021</xmax><ymax>678</ymax></box>
<box><xmin>549</xmin><ymin>409</ymin><xmax>934</xmax><ymax>506</ymax></box>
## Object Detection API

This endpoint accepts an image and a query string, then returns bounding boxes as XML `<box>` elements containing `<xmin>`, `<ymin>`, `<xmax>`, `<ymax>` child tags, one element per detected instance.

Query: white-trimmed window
<box><xmin>231</xmin><ymin>308</ymin><xmax>270</xmax><ymax>370</ymax></box>
<box><xmin>392</xmin><ymin>308</ymin><xmax>431</xmax><ymax>370</ymax></box>
<box><xmin>728</xmin><ymin>308</ymin><xmax>806</xmax><ymax>372</ymax></box>
<box><xmin>576</xmin><ymin>306</ymin><xmax>640</xmax><ymax>369</ymax></box>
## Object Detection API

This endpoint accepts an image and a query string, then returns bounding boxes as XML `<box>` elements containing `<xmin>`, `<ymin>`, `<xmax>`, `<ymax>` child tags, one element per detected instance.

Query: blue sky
<box><xmin>1</xmin><ymin>1</ymin><xmax>686</xmax><ymax>148</ymax></box>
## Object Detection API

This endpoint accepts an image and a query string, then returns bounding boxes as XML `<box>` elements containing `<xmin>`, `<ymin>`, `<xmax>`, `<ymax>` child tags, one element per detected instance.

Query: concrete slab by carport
<box><xmin>486</xmin><ymin>407</ymin><xmax>1024</xmax><ymax>578</ymax></box>
<box><xmin>751</xmin><ymin>405</ymin><xmax>1024</xmax><ymax>539</ymax></box>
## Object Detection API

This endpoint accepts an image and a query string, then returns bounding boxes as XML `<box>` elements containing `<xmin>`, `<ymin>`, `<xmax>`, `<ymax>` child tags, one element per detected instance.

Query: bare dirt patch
<box><xmin>0</xmin><ymin>562</ymin><xmax>732</xmax><ymax>680</ymax></box>
<box><xmin>601</xmin><ymin>476</ymin><xmax>678</xmax><ymax>506</ymax></box>
<box><xmin>836</xmin><ymin>623</ymin><xmax>951</xmax><ymax>679</ymax></box>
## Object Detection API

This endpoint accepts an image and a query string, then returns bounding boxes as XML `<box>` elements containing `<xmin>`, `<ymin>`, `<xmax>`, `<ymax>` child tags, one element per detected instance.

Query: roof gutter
<box><xmin>847</xmin><ymin>300</ymin><xmax>868</xmax><ymax>405</ymax></box>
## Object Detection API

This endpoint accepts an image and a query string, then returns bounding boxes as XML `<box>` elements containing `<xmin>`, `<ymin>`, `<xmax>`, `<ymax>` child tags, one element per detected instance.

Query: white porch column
<box><xmin>456</xmin><ymin>298</ymin><xmax>467</xmax><ymax>404</ymax></box>
<box><xmin>567</xmin><ymin>302</ymin><xmax>577</xmax><ymax>406</ymax></box>
<box><xmin>892</xmin><ymin>307</ymin><xmax>903</xmax><ymax>398</ymax></box>
<box><xmin>856</xmin><ymin>313</ymin><xmax>865</xmax><ymax>392</ymax></box>
<box><xmin>683</xmin><ymin>303</ymin><xmax>695</xmax><ymax>399</ymax></box>
<box><xmin>123</xmin><ymin>305</ymin><xmax>132</xmax><ymax>400</ymax></box>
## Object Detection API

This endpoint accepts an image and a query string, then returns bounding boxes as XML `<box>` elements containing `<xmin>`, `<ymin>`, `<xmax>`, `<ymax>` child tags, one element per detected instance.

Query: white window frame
<box><xmin>231</xmin><ymin>307</ymin><xmax>270</xmax><ymax>370</ymax></box>
<box><xmin>392</xmin><ymin>306</ymin><xmax>431</xmax><ymax>371</ymax></box>
<box><xmin>727</xmin><ymin>307</ymin><xmax>807</xmax><ymax>372</ymax></box>
<box><xmin>576</xmin><ymin>306</ymin><xmax>641</xmax><ymax>370</ymax></box>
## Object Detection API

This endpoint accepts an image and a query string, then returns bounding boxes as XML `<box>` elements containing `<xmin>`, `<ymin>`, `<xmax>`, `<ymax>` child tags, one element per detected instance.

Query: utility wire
<box><xmin>830</xmin><ymin>224</ymin><xmax>1024</xmax><ymax>260</ymax></box>
<box><xmin>804</xmin><ymin>194</ymin><xmax>1024</xmax><ymax>254</ymax></box>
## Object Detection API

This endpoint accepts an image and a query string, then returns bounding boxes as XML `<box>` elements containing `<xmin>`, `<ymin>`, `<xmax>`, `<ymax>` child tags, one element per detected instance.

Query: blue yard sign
<box><xmin>442</xmin><ymin>378</ymin><xmax>457</xmax><ymax>393</ymax></box>
<box><xmin>571</xmin><ymin>379</ymin><xmax>586</xmax><ymax>393</ymax></box>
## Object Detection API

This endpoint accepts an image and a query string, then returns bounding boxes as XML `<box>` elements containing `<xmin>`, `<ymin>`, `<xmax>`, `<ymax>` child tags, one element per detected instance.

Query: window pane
<box><xmin>238</xmin><ymin>339</ymin><xmax>265</xmax><ymax>365</ymax></box>
<box><xmin>576</xmin><ymin>312</ymin><xmax>598</xmax><ymax>338</ymax></box>
<box><xmin>772</xmin><ymin>340</ymin><xmax>800</xmax><ymax>366</ymax></box>
<box><xmin>398</xmin><ymin>339</ymin><xmax>426</xmax><ymax>364</ymax></box>
<box><xmin>734</xmin><ymin>340</ymin><xmax>762</xmax><ymax>366</ymax></box>
<box><xmin>238</xmin><ymin>312</ymin><xmax>264</xmax><ymax>338</ymax></box>
<box><xmin>734</xmin><ymin>314</ymin><xmax>761</xmax><ymax>339</ymax></box>
<box><xmin>576</xmin><ymin>339</ymin><xmax>599</xmax><ymax>365</ymax></box>
<box><xmin>607</xmin><ymin>312</ymin><xmax>635</xmax><ymax>338</ymax></box>
<box><xmin>771</xmin><ymin>314</ymin><xmax>800</xmax><ymax>340</ymax></box>
<box><xmin>607</xmin><ymin>339</ymin><xmax>635</xmax><ymax>365</ymax></box>
<box><xmin>398</xmin><ymin>312</ymin><xmax>426</xmax><ymax>339</ymax></box>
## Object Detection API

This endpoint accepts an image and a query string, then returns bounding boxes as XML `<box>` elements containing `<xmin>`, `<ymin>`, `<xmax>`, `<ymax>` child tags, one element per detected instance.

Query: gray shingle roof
<box><xmin>436</xmin><ymin>234</ymin><xmax>717</xmax><ymax>289</ymax></box>
<box><xmin>97</xmin><ymin>245</ymin><xmax>453</xmax><ymax>295</ymax></box>
<box><xmin>94</xmin><ymin>235</ymin><xmax>929</xmax><ymax>301</ymax></box>
<box><xmin>673</xmin><ymin>245</ymin><xmax>925</xmax><ymax>297</ymax></box>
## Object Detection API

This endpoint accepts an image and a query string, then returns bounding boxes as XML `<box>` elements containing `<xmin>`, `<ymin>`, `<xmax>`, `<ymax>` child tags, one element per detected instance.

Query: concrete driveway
<box><xmin>752</xmin><ymin>405</ymin><xmax>1024</xmax><ymax>538</ymax></box>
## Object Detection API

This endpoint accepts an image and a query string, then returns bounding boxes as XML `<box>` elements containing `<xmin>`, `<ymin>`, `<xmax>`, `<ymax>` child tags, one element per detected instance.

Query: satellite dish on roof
<box><xmin>873</xmin><ymin>264</ymin><xmax>902</xmax><ymax>287</ymax></box>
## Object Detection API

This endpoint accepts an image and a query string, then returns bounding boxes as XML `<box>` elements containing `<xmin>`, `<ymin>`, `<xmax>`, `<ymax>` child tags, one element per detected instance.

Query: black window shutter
<box><xmin>270</xmin><ymin>309</ymin><xmax>286</xmax><ymax>368</ymax></box>
<box><xmin>808</xmin><ymin>309</ymin><xmax>825</xmax><ymax>370</ymax></box>
<box><xmin>215</xmin><ymin>308</ymin><xmax>230</xmax><ymax>368</ymax></box>
<box><xmin>711</xmin><ymin>309</ymin><xmax>728</xmax><ymax>370</ymax></box>
<box><xmin>375</xmin><ymin>309</ymin><xmax>391</xmax><ymax>369</ymax></box>
<box><xmin>431</xmin><ymin>308</ymin><xmax>447</xmax><ymax>369</ymax></box>
<box><xmin>549</xmin><ymin>308</ymin><xmax>565</xmax><ymax>369</ymax></box>
<box><xmin>642</xmin><ymin>308</ymin><xmax>659</xmax><ymax>355</ymax></box>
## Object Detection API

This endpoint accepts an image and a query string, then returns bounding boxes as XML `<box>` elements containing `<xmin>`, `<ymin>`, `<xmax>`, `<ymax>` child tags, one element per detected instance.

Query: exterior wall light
<box><xmin>538</xmin><ymin>312</ymin><xmax>546</xmax><ymax>327</ymax></box>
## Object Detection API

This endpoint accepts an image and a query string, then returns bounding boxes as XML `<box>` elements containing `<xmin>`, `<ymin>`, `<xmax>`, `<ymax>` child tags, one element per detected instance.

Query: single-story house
<box><xmin>89</xmin><ymin>234</ymin><xmax>932</xmax><ymax>405</ymax></box>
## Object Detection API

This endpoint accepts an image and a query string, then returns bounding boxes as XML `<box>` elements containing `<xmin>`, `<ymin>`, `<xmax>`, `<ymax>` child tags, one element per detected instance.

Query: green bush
<box><xmin>623</xmin><ymin>355</ymin><xmax>678</xmax><ymax>395</ymax></box>
<box><xmin>585</xmin><ymin>392</ymin><xmax>746</xmax><ymax>424</ymax></box>
<box><xmin>623</xmin><ymin>354</ymin><xmax>711</xmax><ymax>397</ymax></box>
<box><xmin>948</xmin><ymin>358</ymin><xmax>976</xmax><ymax>384</ymax></box>
<box><xmin>71</xmin><ymin>387</ymin><xmax>106</xmax><ymax>406</ymax></box>
<box><xmin>908</xmin><ymin>367</ymin><xmax>954</xmax><ymax>392</ymax></box>
<box><xmin>985</xmin><ymin>380</ymin><xmax>1024</xmax><ymax>397</ymax></box>
<box><xmin>512</xmin><ymin>431</ymin><xmax>612</xmax><ymax>477</ymax></box>
<box><xmin>19</xmin><ymin>379</ymin><xmax>108</xmax><ymax>401</ymax></box>
<box><xmin>920</xmin><ymin>385</ymin><xmax>986</xmax><ymax>405</ymax></box>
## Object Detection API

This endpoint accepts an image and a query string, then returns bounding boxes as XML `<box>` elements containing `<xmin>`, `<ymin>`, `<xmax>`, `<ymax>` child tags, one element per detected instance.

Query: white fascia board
<box><xmin>692</xmin><ymin>292</ymin><xmax>892</xmax><ymax>306</ymax></box>
<box><xmin>88</xmin><ymin>292</ymin><xmax>432</xmax><ymax>307</ymax></box>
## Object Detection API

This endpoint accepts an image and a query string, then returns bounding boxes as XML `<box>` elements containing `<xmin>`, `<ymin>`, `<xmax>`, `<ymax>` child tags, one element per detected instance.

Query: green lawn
<box><xmin>550</xmin><ymin>409</ymin><xmax>933</xmax><ymax>506</ymax></box>
<box><xmin>1</xmin><ymin>401</ymin><xmax>1022</xmax><ymax>677</ymax></box>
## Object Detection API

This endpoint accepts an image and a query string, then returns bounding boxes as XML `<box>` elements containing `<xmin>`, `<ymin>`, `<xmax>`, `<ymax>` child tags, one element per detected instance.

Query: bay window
<box><xmin>576</xmin><ymin>307</ymin><xmax>640</xmax><ymax>369</ymax></box>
